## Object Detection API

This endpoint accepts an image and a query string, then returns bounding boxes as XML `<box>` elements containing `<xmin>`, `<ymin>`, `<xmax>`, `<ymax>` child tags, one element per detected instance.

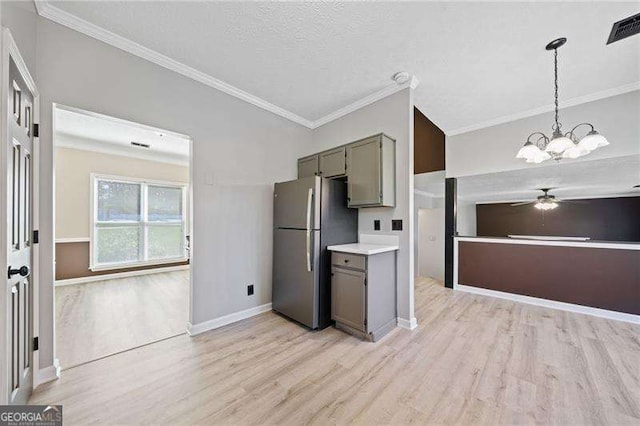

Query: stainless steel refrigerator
<box><xmin>273</xmin><ymin>176</ymin><xmax>358</xmax><ymax>329</ymax></box>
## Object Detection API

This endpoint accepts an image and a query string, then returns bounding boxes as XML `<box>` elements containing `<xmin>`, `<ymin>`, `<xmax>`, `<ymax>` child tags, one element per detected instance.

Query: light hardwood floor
<box><xmin>34</xmin><ymin>277</ymin><xmax>640</xmax><ymax>425</ymax></box>
<box><xmin>55</xmin><ymin>270</ymin><xmax>189</xmax><ymax>368</ymax></box>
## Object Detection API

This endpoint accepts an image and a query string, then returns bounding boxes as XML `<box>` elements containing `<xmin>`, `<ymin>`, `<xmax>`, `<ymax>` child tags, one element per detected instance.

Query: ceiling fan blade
<box><xmin>510</xmin><ymin>201</ymin><xmax>535</xmax><ymax>206</ymax></box>
<box><xmin>558</xmin><ymin>200</ymin><xmax>589</xmax><ymax>204</ymax></box>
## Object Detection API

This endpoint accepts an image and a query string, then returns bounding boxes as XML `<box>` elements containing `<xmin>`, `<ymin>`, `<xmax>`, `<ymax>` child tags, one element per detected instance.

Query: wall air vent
<box><xmin>607</xmin><ymin>12</ymin><xmax>640</xmax><ymax>44</ymax></box>
<box><xmin>130</xmin><ymin>141</ymin><xmax>150</xmax><ymax>149</ymax></box>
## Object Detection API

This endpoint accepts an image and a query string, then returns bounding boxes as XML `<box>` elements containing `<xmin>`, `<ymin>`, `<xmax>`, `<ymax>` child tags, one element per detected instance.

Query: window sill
<box><xmin>89</xmin><ymin>258</ymin><xmax>189</xmax><ymax>272</ymax></box>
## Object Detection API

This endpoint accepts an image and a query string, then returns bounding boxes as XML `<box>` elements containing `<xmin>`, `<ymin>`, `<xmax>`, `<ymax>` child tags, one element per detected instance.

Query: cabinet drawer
<box><xmin>332</xmin><ymin>252</ymin><xmax>365</xmax><ymax>270</ymax></box>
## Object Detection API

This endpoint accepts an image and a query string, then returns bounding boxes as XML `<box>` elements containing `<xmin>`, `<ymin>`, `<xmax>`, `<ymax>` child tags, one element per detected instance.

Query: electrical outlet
<box><xmin>374</xmin><ymin>220</ymin><xmax>381</xmax><ymax>231</ymax></box>
<box><xmin>392</xmin><ymin>219</ymin><xmax>403</xmax><ymax>231</ymax></box>
<box><xmin>247</xmin><ymin>285</ymin><xmax>254</xmax><ymax>296</ymax></box>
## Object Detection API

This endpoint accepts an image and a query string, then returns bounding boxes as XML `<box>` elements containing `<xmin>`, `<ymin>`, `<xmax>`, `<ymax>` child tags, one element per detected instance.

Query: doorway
<box><xmin>52</xmin><ymin>105</ymin><xmax>192</xmax><ymax>369</ymax></box>
<box><xmin>414</xmin><ymin>171</ymin><xmax>446</xmax><ymax>286</ymax></box>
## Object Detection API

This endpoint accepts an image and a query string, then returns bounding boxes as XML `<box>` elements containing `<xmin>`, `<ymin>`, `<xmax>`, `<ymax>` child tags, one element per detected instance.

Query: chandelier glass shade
<box><xmin>516</xmin><ymin>38</ymin><xmax>609</xmax><ymax>163</ymax></box>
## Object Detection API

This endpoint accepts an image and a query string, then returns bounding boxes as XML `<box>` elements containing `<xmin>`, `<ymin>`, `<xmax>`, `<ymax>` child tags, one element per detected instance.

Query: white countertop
<box><xmin>327</xmin><ymin>243</ymin><xmax>399</xmax><ymax>255</ymax></box>
<box><xmin>455</xmin><ymin>236</ymin><xmax>640</xmax><ymax>251</ymax></box>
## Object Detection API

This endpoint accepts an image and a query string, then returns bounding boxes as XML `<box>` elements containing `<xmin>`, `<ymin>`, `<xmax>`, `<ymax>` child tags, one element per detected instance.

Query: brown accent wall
<box><xmin>414</xmin><ymin>107</ymin><xmax>445</xmax><ymax>174</ymax></box>
<box><xmin>458</xmin><ymin>241</ymin><xmax>640</xmax><ymax>315</ymax></box>
<box><xmin>55</xmin><ymin>241</ymin><xmax>189</xmax><ymax>280</ymax></box>
<box><xmin>476</xmin><ymin>196</ymin><xmax>640</xmax><ymax>242</ymax></box>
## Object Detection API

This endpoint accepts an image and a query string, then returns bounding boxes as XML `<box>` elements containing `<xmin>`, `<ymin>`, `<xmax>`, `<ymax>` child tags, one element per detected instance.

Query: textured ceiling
<box><xmin>415</xmin><ymin>155</ymin><xmax>640</xmax><ymax>203</ymax></box>
<box><xmin>48</xmin><ymin>1</ymin><xmax>640</xmax><ymax>132</ymax></box>
<box><xmin>54</xmin><ymin>107</ymin><xmax>190</xmax><ymax>163</ymax></box>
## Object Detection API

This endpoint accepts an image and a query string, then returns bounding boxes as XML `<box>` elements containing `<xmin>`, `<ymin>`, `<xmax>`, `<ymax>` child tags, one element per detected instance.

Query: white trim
<box><xmin>413</xmin><ymin>189</ymin><xmax>437</xmax><ymax>198</ymax></box>
<box><xmin>56</xmin><ymin>133</ymin><xmax>189</xmax><ymax>167</ymax></box>
<box><xmin>35</xmin><ymin>1</ymin><xmax>313</xmax><ymax>129</ymax></box>
<box><xmin>455</xmin><ymin>236</ymin><xmax>640</xmax><ymax>250</ymax></box>
<box><xmin>187</xmin><ymin>303</ymin><xmax>272</xmax><ymax>336</ymax></box>
<box><xmin>54</xmin><ymin>264</ymin><xmax>189</xmax><ymax>287</ymax></box>
<box><xmin>455</xmin><ymin>284</ymin><xmax>640</xmax><ymax>325</ymax></box>
<box><xmin>446</xmin><ymin>82</ymin><xmax>640</xmax><ymax>136</ymax></box>
<box><xmin>397</xmin><ymin>317</ymin><xmax>418</xmax><ymax>330</ymax></box>
<box><xmin>55</xmin><ymin>237</ymin><xmax>89</xmax><ymax>244</ymax></box>
<box><xmin>311</xmin><ymin>82</ymin><xmax>415</xmax><ymax>129</ymax></box>
<box><xmin>34</xmin><ymin>358</ymin><xmax>60</xmax><ymax>388</ymax></box>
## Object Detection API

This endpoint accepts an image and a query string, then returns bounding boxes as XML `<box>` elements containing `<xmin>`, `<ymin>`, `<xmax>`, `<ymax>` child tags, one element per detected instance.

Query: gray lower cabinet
<box><xmin>319</xmin><ymin>146</ymin><xmax>346</xmax><ymax>178</ymax></box>
<box><xmin>346</xmin><ymin>134</ymin><xmax>395</xmax><ymax>208</ymax></box>
<box><xmin>298</xmin><ymin>154</ymin><xmax>319</xmax><ymax>178</ymax></box>
<box><xmin>331</xmin><ymin>251</ymin><xmax>397</xmax><ymax>341</ymax></box>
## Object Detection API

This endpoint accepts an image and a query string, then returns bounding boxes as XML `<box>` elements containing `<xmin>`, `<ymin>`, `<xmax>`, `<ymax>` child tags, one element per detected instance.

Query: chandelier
<box><xmin>516</xmin><ymin>38</ymin><xmax>609</xmax><ymax>163</ymax></box>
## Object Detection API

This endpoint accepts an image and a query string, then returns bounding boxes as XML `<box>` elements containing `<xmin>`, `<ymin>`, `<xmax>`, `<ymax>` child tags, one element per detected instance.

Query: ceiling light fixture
<box><xmin>516</xmin><ymin>38</ymin><xmax>609</xmax><ymax>164</ymax></box>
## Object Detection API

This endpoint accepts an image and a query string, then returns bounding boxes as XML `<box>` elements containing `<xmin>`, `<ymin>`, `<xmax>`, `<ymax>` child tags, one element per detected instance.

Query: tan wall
<box><xmin>55</xmin><ymin>146</ymin><xmax>189</xmax><ymax>239</ymax></box>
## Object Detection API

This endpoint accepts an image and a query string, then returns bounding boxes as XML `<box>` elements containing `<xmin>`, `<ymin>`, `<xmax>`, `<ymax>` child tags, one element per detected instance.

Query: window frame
<box><xmin>90</xmin><ymin>173</ymin><xmax>188</xmax><ymax>271</ymax></box>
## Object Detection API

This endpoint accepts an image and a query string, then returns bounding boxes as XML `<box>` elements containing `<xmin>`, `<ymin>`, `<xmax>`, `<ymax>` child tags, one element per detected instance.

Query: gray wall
<box><xmin>446</xmin><ymin>90</ymin><xmax>640</xmax><ymax>177</ymax></box>
<box><xmin>0</xmin><ymin>1</ymin><xmax>37</xmax><ymax>73</ymax></box>
<box><xmin>417</xmin><ymin>207</ymin><xmax>444</xmax><ymax>281</ymax></box>
<box><xmin>310</xmin><ymin>89</ymin><xmax>416</xmax><ymax>323</ymax></box>
<box><xmin>35</xmin><ymin>18</ymin><xmax>312</xmax><ymax>368</ymax></box>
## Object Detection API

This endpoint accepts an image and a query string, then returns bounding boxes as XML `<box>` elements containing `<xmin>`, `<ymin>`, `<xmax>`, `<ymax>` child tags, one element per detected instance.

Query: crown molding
<box><xmin>35</xmin><ymin>1</ymin><xmax>314</xmax><ymax>128</ymax></box>
<box><xmin>56</xmin><ymin>133</ymin><xmax>190</xmax><ymax>166</ymax></box>
<box><xmin>35</xmin><ymin>1</ymin><xmax>421</xmax><ymax>131</ymax></box>
<box><xmin>414</xmin><ymin>189</ymin><xmax>438</xmax><ymax>198</ymax></box>
<box><xmin>311</xmin><ymin>77</ymin><xmax>418</xmax><ymax>129</ymax></box>
<box><xmin>446</xmin><ymin>82</ymin><xmax>640</xmax><ymax>136</ymax></box>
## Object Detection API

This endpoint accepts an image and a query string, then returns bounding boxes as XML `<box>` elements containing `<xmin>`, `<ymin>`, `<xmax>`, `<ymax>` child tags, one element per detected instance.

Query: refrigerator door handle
<box><xmin>306</xmin><ymin>187</ymin><xmax>313</xmax><ymax>272</ymax></box>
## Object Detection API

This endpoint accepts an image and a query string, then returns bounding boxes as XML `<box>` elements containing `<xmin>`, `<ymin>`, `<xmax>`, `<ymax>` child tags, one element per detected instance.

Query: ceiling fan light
<box><xmin>516</xmin><ymin>142</ymin><xmax>541</xmax><ymax>159</ymax></box>
<box><xmin>545</xmin><ymin>136</ymin><xmax>574</xmax><ymax>154</ymax></box>
<box><xmin>578</xmin><ymin>130</ymin><xmax>609</xmax><ymax>151</ymax></box>
<box><xmin>535</xmin><ymin>201</ymin><xmax>559</xmax><ymax>210</ymax></box>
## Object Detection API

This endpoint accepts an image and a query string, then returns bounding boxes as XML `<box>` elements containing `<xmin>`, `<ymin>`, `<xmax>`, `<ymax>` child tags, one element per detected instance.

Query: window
<box><xmin>91</xmin><ymin>175</ymin><xmax>187</xmax><ymax>270</ymax></box>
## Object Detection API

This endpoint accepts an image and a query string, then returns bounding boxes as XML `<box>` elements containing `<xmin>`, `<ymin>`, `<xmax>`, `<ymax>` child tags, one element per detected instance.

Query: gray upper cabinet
<box><xmin>296</xmin><ymin>133</ymin><xmax>395</xmax><ymax>208</ymax></box>
<box><xmin>319</xmin><ymin>147</ymin><xmax>346</xmax><ymax>178</ymax></box>
<box><xmin>297</xmin><ymin>154</ymin><xmax>319</xmax><ymax>178</ymax></box>
<box><xmin>346</xmin><ymin>134</ymin><xmax>395</xmax><ymax>208</ymax></box>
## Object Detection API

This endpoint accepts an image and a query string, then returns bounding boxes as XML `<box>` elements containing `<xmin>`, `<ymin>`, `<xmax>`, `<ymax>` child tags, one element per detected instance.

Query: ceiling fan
<box><xmin>511</xmin><ymin>188</ymin><xmax>562</xmax><ymax>210</ymax></box>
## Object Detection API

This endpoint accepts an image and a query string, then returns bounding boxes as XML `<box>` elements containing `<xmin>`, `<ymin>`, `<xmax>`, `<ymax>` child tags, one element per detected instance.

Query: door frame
<box><xmin>51</xmin><ymin>103</ymin><xmax>193</xmax><ymax>369</ymax></box>
<box><xmin>0</xmin><ymin>28</ymin><xmax>40</xmax><ymax>405</ymax></box>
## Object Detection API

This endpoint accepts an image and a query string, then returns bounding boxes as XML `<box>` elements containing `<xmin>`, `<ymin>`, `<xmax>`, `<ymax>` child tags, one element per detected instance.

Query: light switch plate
<box><xmin>205</xmin><ymin>172</ymin><xmax>214</xmax><ymax>186</ymax></box>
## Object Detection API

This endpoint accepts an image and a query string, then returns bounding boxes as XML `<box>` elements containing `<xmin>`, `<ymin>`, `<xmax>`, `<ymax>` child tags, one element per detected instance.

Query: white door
<box><xmin>6</xmin><ymin>54</ymin><xmax>35</xmax><ymax>405</ymax></box>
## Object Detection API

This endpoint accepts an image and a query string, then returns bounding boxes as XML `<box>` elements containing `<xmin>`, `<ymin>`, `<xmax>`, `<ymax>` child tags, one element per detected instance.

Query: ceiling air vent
<box><xmin>607</xmin><ymin>12</ymin><xmax>640</xmax><ymax>44</ymax></box>
<box><xmin>131</xmin><ymin>141</ymin><xmax>150</xmax><ymax>149</ymax></box>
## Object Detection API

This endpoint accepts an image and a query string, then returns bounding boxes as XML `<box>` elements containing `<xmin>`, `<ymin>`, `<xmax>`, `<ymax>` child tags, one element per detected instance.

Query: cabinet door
<box><xmin>319</xmin><ymin>147</ymin><xmax>346</xmax><ymax>178</ymax></box>
<box><xmin>298</xmin><ymin>155</ymin><xmax>319</xmax><ymax>178</ymax></box>
<box><xmin>331</xmin><ymin>267</ymin><xmax>366</xmax><ymax>331</ymax></box>
<box><xmin>346</xmin><ymin>137</ymin><xmax>381</xmax><ymax>207</ymax></box>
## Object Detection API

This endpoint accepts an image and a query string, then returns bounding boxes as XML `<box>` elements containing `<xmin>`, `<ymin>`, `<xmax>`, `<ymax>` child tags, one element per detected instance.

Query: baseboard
<box><xmin>455</xmin><ymin>284</ymin><xmax>640</xmax><ymax>325</ymax></box>
<box><xmin>34</xmin><ymin>358</ymin><xmax>60</xmax><ymax>388</ymax></box>
<box><xmin>187</xmin><ymin>303</ymin><xmax>272</xmax><ymax>336</ymax></box>
<box><xmin>397</xmin><ymin>317</ymin><xmax>418</xmax><ymax>330</ymax></box>
<box><xmin>55</xmin><ymin>265</ymin><xmax>190</xmax><ymax>286</ymax></box>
